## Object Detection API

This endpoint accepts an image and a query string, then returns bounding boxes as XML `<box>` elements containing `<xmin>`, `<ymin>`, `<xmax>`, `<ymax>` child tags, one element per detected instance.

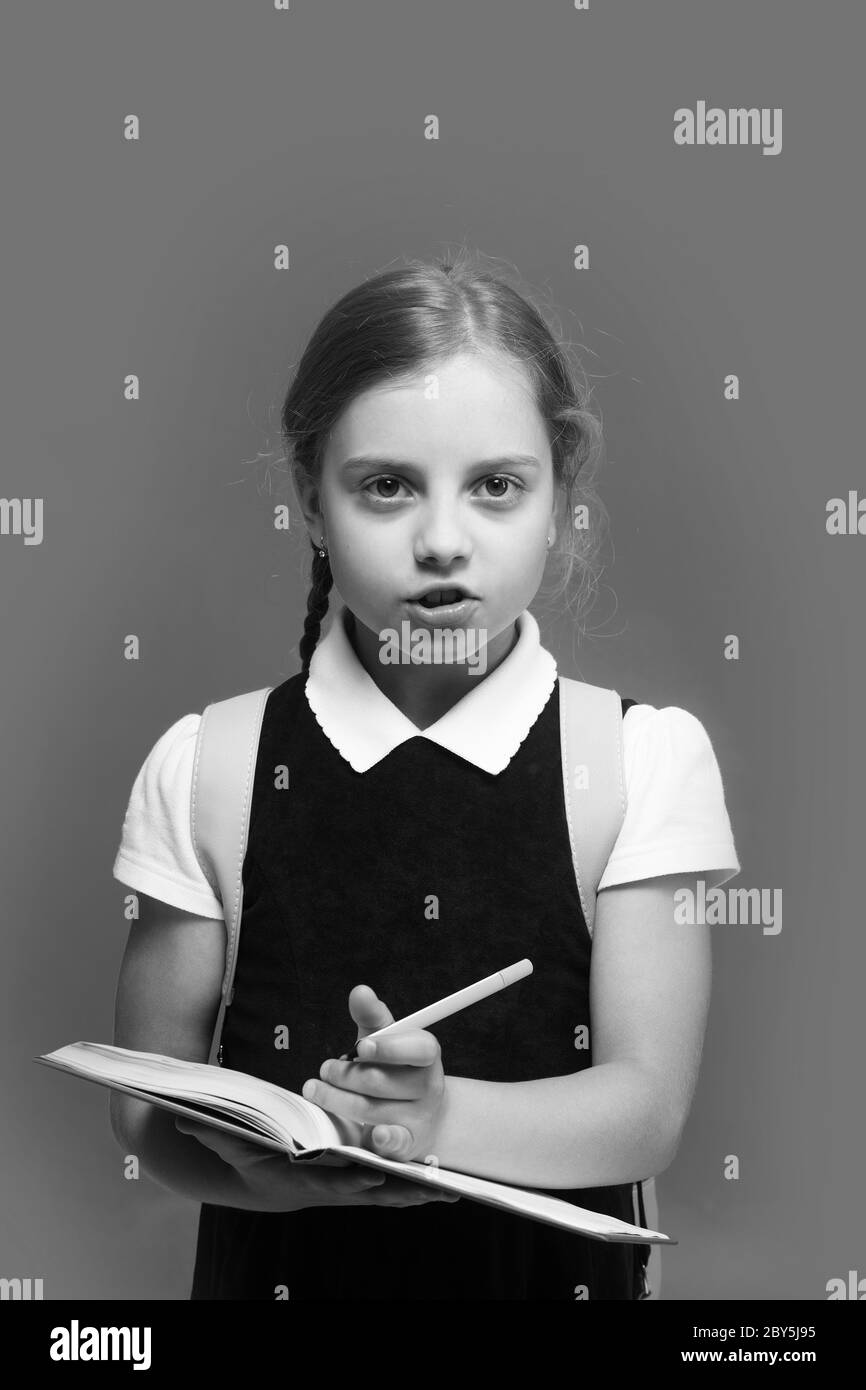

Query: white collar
<box><xmin>305</xmin><ymin>603</ymin><xmax>558</xmax><ymax>775</ymax></box>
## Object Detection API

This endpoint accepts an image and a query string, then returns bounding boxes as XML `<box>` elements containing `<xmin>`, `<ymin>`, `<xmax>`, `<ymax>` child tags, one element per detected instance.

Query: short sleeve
<box><xmin>597</xmin><ymin>704</ymin><xmax>741</xmax><ymax>892</ymax></box>
<box><xmin>111</xmin><ymin>713</ymin><xmax>225</xmax><ymax>919</ymax></box>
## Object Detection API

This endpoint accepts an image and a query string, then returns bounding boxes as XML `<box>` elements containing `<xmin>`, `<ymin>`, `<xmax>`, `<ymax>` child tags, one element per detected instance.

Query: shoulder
<box><xmin>596</xmin><ymin>700</ymin><xmax>740</xmax><ymax>891</ymax></box>
<box><xmin>123</xmin><ymin>712</ymin><xmax>206</xmax><ymax>825</ymax></box>
<box><xmin>622</xmin><ymin>702</ymin><xmax>722</xmax><ymax>771</ymax></box>
<box><xmin>620</xmin><ymin>701</ymin><xmax>733</xmax><ymax>808</ymax></box>
<box><xmin>137</xmin><ymin>710</ymin><xmax>202</xmax><ymax>780</ymax></box>
<box><xmin>112</xmin><ymin>710</ymin><xmax>224</xmax><ymax>919</ymax></box>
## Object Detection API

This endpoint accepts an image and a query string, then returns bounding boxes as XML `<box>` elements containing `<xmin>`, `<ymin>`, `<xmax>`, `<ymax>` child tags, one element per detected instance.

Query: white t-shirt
<box><xmin>112</xmin><ymin>703</ymin><xmax>741</xmax><ymax>919</ymax></box>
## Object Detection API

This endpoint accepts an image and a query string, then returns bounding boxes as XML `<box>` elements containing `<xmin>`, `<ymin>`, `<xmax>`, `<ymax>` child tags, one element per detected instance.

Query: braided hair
<box><xmin>299</xmin><ymin>538</ymin><xmax>334</xmax><ymax>678</ymax></box>
<box><xmin>283</xmin><ymin>246</ymin><xmax>607</xmax><ymax>676</ymax></box>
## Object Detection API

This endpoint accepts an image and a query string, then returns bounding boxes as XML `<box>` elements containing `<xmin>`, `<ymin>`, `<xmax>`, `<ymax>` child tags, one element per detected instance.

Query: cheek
<box><xmin>332</xmin><ymin>533</ymin><xmax>380</xmax><ymax>581</ymax></box>
<box><xmin>508</xmin><ymin>536</ymin><xmax>548</xmax><ymax>588</ymax></box>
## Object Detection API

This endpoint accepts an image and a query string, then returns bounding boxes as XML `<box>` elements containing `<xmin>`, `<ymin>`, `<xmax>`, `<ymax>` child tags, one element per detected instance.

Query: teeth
<box><xmin>420</xmin><ymin>589</ymin><xmax>463</xmax><ymax>607</ymax></box>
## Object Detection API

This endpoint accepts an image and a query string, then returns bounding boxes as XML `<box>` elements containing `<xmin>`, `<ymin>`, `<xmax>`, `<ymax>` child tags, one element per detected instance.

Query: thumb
<box><xmin>174</xmin><ymin>1117</ymin><xmax>263</xmax><ymax>1167</ymax></box>
<box><xmin>175</xmin><ymin>1116</ymin><xmax>229</xmax><ymax>1151</ymax></box>
<box><xmin>370</xmin><ymin>1124</ymin><xmax>413</xmax><ymax>1159</ymax></box>
<box><xmin>348</xmin><ymin>983</ymin><xmax>395</xmax><ymax>1038</ymax></box>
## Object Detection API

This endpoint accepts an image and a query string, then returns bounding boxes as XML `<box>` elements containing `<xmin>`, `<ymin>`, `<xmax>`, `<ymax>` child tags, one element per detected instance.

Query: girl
<box><xmin>110</xmin><ymin>250</ymin><xmax>740</xmax><ymax>1301</ymax></box>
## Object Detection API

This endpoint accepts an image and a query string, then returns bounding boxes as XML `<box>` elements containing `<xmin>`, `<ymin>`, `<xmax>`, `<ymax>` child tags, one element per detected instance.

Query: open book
<box><xmin>36</xmin><ymin>1042</ymin><xmax>674</xmax><ymax>1247</ymax></box>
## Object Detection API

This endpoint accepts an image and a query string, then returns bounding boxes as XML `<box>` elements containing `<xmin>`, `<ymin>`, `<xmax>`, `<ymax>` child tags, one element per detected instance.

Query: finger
<box><xmin>174</xmin><ymin>1117</ymin><xmax>265</xmax><ymax>1163</ymax></box>
<box><xmin>302</xmin><ymin>1165</ymin><xmax>458</xmax><ymax>1205</ymax></box>
<box><xmin>354</xmin><ymin>1029</ymin><xmax>440</xmax><ymax>1068</ymax></box>
<box><xmin>348</xmin><ymin>983</ymin><xmax>395</xmax><ymax>1036</ymax></box>
<box><xmin>175</xmin><ymin>1116</ymin><xmax>223</xmax><ymax>1144</ymax></box>
<box><xmin>370</xmin><ymin>1124</ymin><xmax>414</xmax><ymax>1159</ymax></box>
<box><xmin>366</xmin><ymin>1180</ymin><xmax>460</xmax><ymax>1207</ymax></box>
<box><xmin>300</xmin><ymin>1079</ymin><xmax>407</xmax><ymax>1129</ymax></box>
<box><xmin>308</xmin><ymin>1167</ymin><xmax>389</xmax><ymax>1196</ymax></box>
<box><xmin>314</xmin><ymin>1057</ymin><xmax>426</xmax><ymax>1099</ymax></box>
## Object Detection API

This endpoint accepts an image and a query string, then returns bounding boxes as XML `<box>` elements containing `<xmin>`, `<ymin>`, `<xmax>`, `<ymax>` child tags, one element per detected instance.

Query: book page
<box><xmin>37</xmin><ymin>1043</ymin><xmax>343</xmax><ymax>1150</ymax></box>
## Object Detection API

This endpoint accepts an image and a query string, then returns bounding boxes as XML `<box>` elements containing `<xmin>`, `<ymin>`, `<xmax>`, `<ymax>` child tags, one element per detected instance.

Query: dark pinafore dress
<box><xmin>190</xmin><ymin>672</ymin><xmax>646</xmax><ymax>1300</ymax></box>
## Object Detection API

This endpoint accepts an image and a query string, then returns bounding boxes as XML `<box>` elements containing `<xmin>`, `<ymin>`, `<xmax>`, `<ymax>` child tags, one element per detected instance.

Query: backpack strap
<box><xmin>557</xmin><ymin>675</ymin><xmax>627</xmax><ymax>938</ymax></box>
<box><xmin>190</xmin><ymin>686</ymin><xmax>273</xmax><ymax>1063</ymax></box>
<box><xmin>559</xmin><ymin>676</ymin><xmax>659</xmax><ymax>1298</ymax></box>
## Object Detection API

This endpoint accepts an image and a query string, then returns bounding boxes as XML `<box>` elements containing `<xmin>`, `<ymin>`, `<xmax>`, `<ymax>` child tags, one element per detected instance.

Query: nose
<box><xmin>413</xmin><ymin>500</ymin><xmax>471</xmax><ymax>567</ymax></box>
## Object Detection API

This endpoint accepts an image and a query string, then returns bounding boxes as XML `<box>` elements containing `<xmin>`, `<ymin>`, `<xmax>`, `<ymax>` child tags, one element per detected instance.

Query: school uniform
<box><xmin>113</xmin><ymin>604</ymin><xmax>740</xmax><ymax>1300</ymax></box>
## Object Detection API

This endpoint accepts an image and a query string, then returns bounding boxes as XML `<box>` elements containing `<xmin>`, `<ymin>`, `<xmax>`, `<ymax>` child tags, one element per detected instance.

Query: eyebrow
<box><xmin>340</xmin><ymin>454</ymin><xmax>541</xmax><ymax>474</ymax></box>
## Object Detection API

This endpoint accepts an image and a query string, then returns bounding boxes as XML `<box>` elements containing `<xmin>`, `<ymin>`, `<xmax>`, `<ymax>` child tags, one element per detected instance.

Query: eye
<box><xmin>360</xmin><ymin>474</ymin><xmax>525</xmax><ymax>506</ymax></box>
<box><xmin>362</xmin><ymin>476</ymin><xmax>408</xmax><ymax>503</ymax></box>
<box><xmin>477</xmin><ymin>475</ymin><xmax>524</xmax><ymax>503</ymax></box>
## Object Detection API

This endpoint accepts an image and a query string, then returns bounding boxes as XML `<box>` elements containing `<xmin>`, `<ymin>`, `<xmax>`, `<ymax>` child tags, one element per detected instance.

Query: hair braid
<box><xmin>299</xmin><ymin>539</ymin><xmax>333</xmax><ymax>677</ymax></box>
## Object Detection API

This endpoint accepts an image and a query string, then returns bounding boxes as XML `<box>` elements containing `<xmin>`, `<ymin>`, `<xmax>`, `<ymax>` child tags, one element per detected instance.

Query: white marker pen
<box><xmin>341</xmin><ymin>959</ymin><xmax>533</xmax><ymax>1060</ymax></box>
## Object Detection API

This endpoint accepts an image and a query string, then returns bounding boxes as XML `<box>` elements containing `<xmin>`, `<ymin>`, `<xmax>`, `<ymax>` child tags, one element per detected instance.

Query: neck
<box><xmin>345</xmin><ymin>611</ymin><xmax>519</xmax><ymax>730</ymax></box>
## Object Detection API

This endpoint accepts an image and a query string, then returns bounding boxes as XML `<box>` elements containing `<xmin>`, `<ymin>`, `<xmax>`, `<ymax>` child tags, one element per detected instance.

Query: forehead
<box><xmin>325</xmin><ymin>354</ymin><xmax>550</xmax><ymax>462</ymax></box>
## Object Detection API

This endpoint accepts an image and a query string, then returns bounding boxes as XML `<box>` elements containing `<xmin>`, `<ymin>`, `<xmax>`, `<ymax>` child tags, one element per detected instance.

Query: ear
<box><xmin>292</xmin><ymin>471</ymin><xmax>325</xmax><ymax>543</ymax></box>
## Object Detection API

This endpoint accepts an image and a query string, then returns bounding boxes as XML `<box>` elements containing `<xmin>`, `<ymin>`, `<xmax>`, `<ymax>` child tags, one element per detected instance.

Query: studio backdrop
<box><xmin>1</xmin><ymin>0</ymin><xmax>862</xmax><ymax>1302</ymax></box>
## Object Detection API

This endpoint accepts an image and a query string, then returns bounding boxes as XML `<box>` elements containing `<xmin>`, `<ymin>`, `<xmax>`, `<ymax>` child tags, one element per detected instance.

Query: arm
<box><xmin>109</xmin><ymin>890</ymin><xmax>249</xmax><ymax>1206</ymax></box>
<box><xmin>110</xmin><ymin>894</ymin><xmax>450</xmax><ymax>1213</ymax></box>
<box><xmin>431</xmin><ymin>874</ymin><xmax>712</xmax><ymax>1188</ymax></box>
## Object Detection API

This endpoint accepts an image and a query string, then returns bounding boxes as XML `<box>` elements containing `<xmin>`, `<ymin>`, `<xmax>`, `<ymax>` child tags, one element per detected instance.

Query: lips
<box><xmin>410</xmin><ymin>587</ymin><xmax>473</xmax><ymax>609</ymax></box>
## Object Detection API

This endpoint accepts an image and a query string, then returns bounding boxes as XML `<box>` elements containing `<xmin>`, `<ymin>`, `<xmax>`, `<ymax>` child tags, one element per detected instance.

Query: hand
<box><xmin>301</xmin><ymin>984</ymin><xmax>450</xmax><ymax>1164</ymax></box>
<box><xmin>174</xmin><ymin>1118</ymin><xmax>460</xmax><ymax>1212</ymax></box>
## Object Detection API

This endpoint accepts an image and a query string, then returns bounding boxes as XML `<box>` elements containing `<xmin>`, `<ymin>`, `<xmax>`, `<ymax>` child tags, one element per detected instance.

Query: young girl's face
<box><xmin>306</xmin><ymin>352</ymin><xmax>558</xmax><ymax>658</ymax></box>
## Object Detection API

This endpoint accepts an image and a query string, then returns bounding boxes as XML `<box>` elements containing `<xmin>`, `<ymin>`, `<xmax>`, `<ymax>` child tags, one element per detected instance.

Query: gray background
<box><xmin>2</xmin><ymin>0</ymin><xmax>862</xmax><ymax>1300</ymax></box>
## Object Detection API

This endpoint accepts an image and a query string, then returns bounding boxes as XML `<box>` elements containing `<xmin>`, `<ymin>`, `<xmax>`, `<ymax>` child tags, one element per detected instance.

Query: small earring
<box><xmin>317</xmin><ymin>536</ymin><xmax>327</xmax><ymax>558</ymax></box>
<box><xmin>546</xmin><ymin>534</ymin><xmax>553</xmax><ymax>549</ymax></box>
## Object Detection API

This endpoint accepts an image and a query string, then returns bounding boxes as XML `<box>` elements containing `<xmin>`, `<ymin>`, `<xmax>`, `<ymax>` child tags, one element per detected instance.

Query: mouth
<box><xmin>407</xmin><ymin>586</ymin><xmax>477</xmax><ymax>610</ymax></box>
